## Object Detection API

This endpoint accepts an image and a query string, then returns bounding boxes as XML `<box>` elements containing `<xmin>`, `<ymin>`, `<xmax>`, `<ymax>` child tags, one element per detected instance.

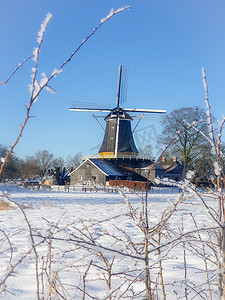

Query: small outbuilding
<box><xmin>69</xmin><ymin>158</ymin><xmax>125</xmax><ymax>186</ymax></box>
<box><xmin>69</xmin><ymin>158</ymin><xmax>149</xmax><ymax>186</ymax></box>
<box><xmin>159</xmin><ymin>157</ymin><xmax>184</xmax><ymax>181</ymax></box>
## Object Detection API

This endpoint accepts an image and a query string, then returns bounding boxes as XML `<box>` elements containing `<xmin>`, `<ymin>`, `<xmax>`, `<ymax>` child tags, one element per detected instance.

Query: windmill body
<box><xmin>98</xmin><ymin>108</ymin><xmax>138</xmax><ymax>158</ymax></box>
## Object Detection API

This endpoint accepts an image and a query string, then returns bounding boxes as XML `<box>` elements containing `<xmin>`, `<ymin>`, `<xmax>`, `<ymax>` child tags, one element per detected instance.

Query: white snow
<box><xmin>32</xmin><ymin>48</ymin><xmax>39</xmax><ymax>63</ymax></box>
<box><xmin>100</xmin><ymin>6</ymin><xmax>131</xmax><ymax>23</ymax></box>
<box><xmin>37</xmin><ymin>13</ymin><xmax>53</xmax><ymax>44</ymax></box>
<box><xmin>51</xmin><ymin>68</ymin><xmax>62</xmax><ymax>77</ymax></box>
<box><xmin>214</xmin><ymin>161</ymin><xmax>221</xmax><ymax>176</ymax></box>
<box><xmin>0</xmin><ymin>184</ymin><xmax>221</xmax><ymax>299</ymax></box>
<box><xmin>201</xmin><ymin>67</ymin><xmax>207</xmax><ymax>93</ymax></box>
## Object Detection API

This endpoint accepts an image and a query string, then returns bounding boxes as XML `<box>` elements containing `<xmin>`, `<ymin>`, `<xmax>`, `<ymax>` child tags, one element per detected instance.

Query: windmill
<box><xmin>70</xmin><ymin>66</ymin><xmax>166</xmax><ymax>159</ymax></box>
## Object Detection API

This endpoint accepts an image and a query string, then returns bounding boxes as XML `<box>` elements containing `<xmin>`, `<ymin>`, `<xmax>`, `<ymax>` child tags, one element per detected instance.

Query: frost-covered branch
<box><xmin>202</xmin><ymin>68</ymin><xmax>216</xmax><ymax>148</ymax></box>
<box><xmin>0</xmin><ymin>55</ymin><xmax>33</xmax><ymax>86</ymax></box>
<box><xmin>184</xmin><ymin>119</ymin><xmax>214</xmax><ymax>149</ymax></box>
<box><xmin>36</xmin><ymin>234</ymin><xmax>145</xmax><ymax>262</ymax></box>
<box><xmin>56</xmin><ymin>6</ymin><xmax>131</xmax><ymax>75</ymax></box>
<box><xmin>201</xmin><ymin>68</ymin><xmax>225</xmax><ymax>182</ymax></box>
<box><xmin>0</xmin><ymin>6</ymin><xmax>131</xmax><ymax>177</ymax></box>
<box><xmin>0</xmin><ymin>13</ymin><xmax>52</xmax><ymax>177</ymax></box>
<box><xmin>3</xmin><ymin>192</ymin><xmax>41</xmax><ymax>298</ymax></box>
<box><xmin>148</xmin><ymin>226</ymin><xmax>218</xmax><ymax>254</ymax></box>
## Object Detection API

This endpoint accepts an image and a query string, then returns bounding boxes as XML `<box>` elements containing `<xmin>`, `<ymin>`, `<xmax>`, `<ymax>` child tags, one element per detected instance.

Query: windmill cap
<box><xmin>105</xmin><ymin>107</ymin><xmax>133</xmax><ymax>121</ymax></box>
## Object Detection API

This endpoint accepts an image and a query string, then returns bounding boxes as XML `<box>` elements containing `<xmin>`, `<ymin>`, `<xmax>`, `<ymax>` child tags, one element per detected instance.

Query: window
<box><xmin>92</xmin><ymin>175</ymin><xmax>98</xmax><ymax>183</ymax></box>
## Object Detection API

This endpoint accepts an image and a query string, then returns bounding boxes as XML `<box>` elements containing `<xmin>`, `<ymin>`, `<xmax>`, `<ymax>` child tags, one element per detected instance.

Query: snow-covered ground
<box><xmin>0</xmin><ymin>185</ymin><xmax>220</xmax><ymax>299</ymax></box>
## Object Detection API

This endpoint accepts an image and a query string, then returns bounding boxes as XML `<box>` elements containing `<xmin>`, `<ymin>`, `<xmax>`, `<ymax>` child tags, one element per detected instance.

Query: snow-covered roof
<box><xmin>69</xmin><ymin>158</ymin><xmax>125</xmax><ymax>177</ymax></box>
<box><xmin>164</xmin><ymin>163</ymin><xmax>184</xmax><ymax>175</ymax></box>
<box><xmin>89</xmin><ymin>159</ymin><xmax>124</xmax><ymax>176</ymax></box>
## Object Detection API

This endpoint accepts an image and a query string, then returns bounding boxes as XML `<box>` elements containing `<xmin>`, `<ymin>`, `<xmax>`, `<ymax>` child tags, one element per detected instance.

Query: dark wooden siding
<box><xmin>70</xmin><ymin>161</ymin><xmax>106</xmax><ymax>185</ymax></box>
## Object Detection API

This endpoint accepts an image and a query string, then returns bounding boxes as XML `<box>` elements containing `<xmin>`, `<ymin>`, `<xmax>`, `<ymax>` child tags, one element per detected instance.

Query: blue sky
<box><xmin>0</xmin><ymin>0</ymin><xmax>225</xmax><ymax>160</ymax></box>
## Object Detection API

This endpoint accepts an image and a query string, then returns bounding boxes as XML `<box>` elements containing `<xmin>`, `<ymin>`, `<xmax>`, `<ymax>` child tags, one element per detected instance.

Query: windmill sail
<box><xmin>120</xmin><ymin>66</ymin><xmax>128</xmax><ymax>106</ymax></box>
<box><xmin>70</xmin><ymin>65</ymin><xmax>166</xmax><ymax>159</ymax></box>
<box><xmin>116</xmin><ymin>65</ymin><xmax>128</xmax><ymax>108</ymax></box>
<box><xmin>124</xmin><ymin>108</ymin><xmax>166</xmax><ymax>113</ymax></box>
<box><xmin>70</xmin><ymin>101</ymin><xmax>111</xmax><ymax>112</ymax></box>
<box><xmin>116</xmin><ymin>65</ymin><xmax>122</xmax><ymax>108</ymax></box>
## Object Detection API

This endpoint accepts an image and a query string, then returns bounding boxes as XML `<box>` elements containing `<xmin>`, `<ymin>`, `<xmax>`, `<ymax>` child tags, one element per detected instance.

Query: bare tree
<box><xmin>22</xmin><ymin>155</ymin><xmax>42</xmax><ymax>178</ymax></box>
<box><xmin>138</xmin><ymin>145</ymin><xmax>153</xmax><ymax>159</ymax></box>
<box><xmin>66</xmin><ymin>152</ymin><xmax>82</xmax><ymax>171</ymax></box>
<box><xmin>34</xmin><ymin>150</ymin><xmax>54</xmax><ymax>177</ymax></box>
<box><xmin>52</xmin><ymin>157</ymin><xmax>65</xmax><ymax>170</ymax></box>
<box><xmin>159</xmin><ymin>106</ymin><xmax>209</xmax><ymax>170</ymax></box>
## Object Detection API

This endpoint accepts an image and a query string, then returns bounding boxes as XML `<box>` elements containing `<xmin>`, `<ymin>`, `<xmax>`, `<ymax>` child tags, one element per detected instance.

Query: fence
<box><xmin>0</xmin><ymin>182</ymin><xmax>182</xmax><ymax>194</ymax></box>
<box><xmin>50</xmin><ymin>185</ymin><xmax>181</xmax><ymax>194</ymax></box>
<box><xmin>50</xmin><ymin>184</ymin><xmax>119</xmax><ymax>193</ymax></box>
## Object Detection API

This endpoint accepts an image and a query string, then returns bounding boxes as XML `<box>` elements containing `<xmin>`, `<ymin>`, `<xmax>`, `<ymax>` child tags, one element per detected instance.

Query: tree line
<box><xmin>0</xmin><ymin>145</ymin><xmax>81</xmax><ymax>181</ymax></box>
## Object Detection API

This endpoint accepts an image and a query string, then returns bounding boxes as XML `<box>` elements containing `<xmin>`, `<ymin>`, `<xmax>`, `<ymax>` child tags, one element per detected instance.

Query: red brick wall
<box><xmin>109</xmin><ymin>180</ymin><xmax>147</xmax><ymax>190</ymax></box>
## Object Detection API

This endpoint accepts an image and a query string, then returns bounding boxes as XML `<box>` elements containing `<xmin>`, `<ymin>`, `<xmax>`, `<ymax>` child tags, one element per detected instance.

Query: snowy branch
<box><xmin>0</xmin><ymin>6</ymin><xmax>131</xmax><ymax>177</ymax></box>
<box><xmin>0</xmin><ymin>55</ymin><xmax>33</xmax><ymax>86</ymax></box>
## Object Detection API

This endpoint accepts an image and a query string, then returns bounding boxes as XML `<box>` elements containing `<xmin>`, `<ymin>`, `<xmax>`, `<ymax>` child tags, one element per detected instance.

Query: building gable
<box><xmin>69</xmin><ymin>158</ymin><xmax>107</xmax><ymax>177</ymax></box>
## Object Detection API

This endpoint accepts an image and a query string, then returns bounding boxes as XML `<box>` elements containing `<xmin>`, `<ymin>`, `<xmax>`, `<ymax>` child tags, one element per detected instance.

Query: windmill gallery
<box><xmin>69</xmin><ymin>66</ymin><xmax>183</xmax><ymax>189</ymax></box>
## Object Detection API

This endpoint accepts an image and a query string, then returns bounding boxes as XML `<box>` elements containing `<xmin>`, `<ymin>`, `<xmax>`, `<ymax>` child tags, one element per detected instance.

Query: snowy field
<box><xmin>0</xmin><ymin>184</ymin><xmax>220</xmax><ymax>299</ymax></box>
